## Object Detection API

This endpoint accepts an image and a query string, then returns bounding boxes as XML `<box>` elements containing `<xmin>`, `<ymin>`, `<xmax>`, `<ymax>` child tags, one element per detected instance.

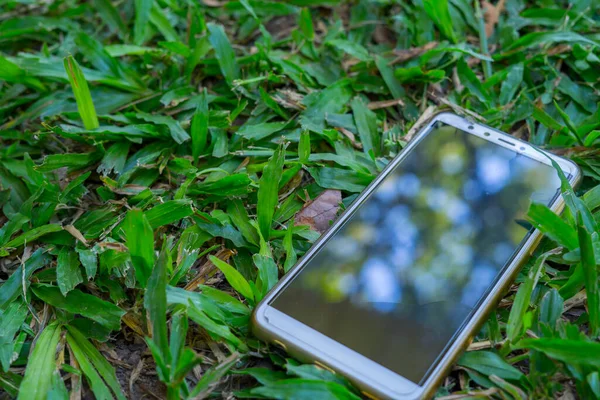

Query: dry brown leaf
<box><xmin>295</xmin><ymin>190</ymin><xmax>342</xmax><ymax>234</ymax></box>
<box><xmin>452</xmin><ymin>66</ymin><xmax>464</xmax><ymax>93</ymax></box>
<box><xmin>335</xmin><ymin>127</ymin><xmax>363</xmax><ymax>150</ymax></box>
<box><xmin>342</xmin><ymin>58</ymin><xmax>362</xmax><ymax>71</ymax></box>
<box><xmin>113</xmin><ymin>184</ymin><xmax>150</xmax><ymax>196</ymax></box>
<box><xmin>279</xmin><ymin>169</ymin><xmax>305</xmax><ymax>202</ymax></box>
<box><xmin>482</xmin><ymin>0</ymin><xmax>506</xmax><ymax>38</ymax></box>
<box><xmin>122</xmin><ymin>312</ymin><xmax>146</xmax><ymax>337</ymax></box>
<box><xmin>368</xmin><ymin>98</ymin><xmax>405</xmax><ymax>110</ymax></box>
<box><xmin>202</xmin><ymin>0</ymin><xmax>227</xmax><ymax>6</ymax></box>
<box><xmin>404</xmin><ymin>105</ymin><xmax>437</xmax><ymax>142</ymax></box>
<box><xmin>184</xmin><ymin>248</ymin><xmax>235</xmax><ymax>291</ymax></box>
<box><xmin>98</xmin><ymin>242</ymin><xmax>128</xmax><ymax>252</ymax></box>
<box><xmin>458</xmin><ymin>371</ymin><xmax>468</xmax><ymax>392</ymax></box>
<box><xmin>547</xmin><ymin>44</ymin><xmax>572</xmax><ymax>56</ymax></box>
<box><xmin>557</xmin><ymin>386</ymin><xmax>577</xmax><ymax>400</ymax></box>
<box><xmin>466</xmin><ymin>339</ymin><xmax>506</xmax><ymax>351</ymax></box>
<box><xmin>65</xmin><ymin>225</ymin><xmax>89</xmax><ymax>247</ymax></box>
<box><xmin>98</xmin><ymin>342</ymin><xmax>122</xmax><ymax>363</ymax></box>
<box><xmin>563</xmin><ymin>289</ymin><xmax>587</xmax><ymax>312</ymax></box>
<box><xmin>427</xmin><ymin>93</ymin><xmax>486</xmax><ymax>122</ymax></box>
<box><xmin>129</xmin><ymin>359</ymin><xmax>145</xmax><ymax>398</ymax></box>
<box><xmin>374</xmin><ymin>24</ymin><xmax>396</xmax><ymax>46</ymax></box>
<box><xmin>207</xmin><ymin>340</ymin><xmax>227</xmax><ymax>362</ymax></box>
<box><xmin>234</xmin><ymin>157</ymin><xmax>251</xmax><ymax>172</ymax></box>
<box><xmin>21</xmin><ymin>245</ymin><xmax>32</xmax><ymax>263</ymax></box>
<box><xmin>389</xmin><ymin>42</ymin><xmax>438</xmax><ymax>65</ymax></box>
<box><xmin>265</xmin><ymin>15</ymin><xmax>297</xmax><ymax>40</ymax></box>
<box><xmin>191</xmin><ymin>353</ymin><xmax>241</xmax><ymax>399</ymax></box>
<box><xmin>273</xmin><ymin>90</ymin><xmax>305</xmax><ymax>110</ymax></box>
<box><xmin>68</xmin><ymin>345</ymin><xmax>82</xmax><ymax>400</ymax></box>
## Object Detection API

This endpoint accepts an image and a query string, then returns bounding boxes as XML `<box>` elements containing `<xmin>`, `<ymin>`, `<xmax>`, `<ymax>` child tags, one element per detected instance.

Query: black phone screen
<box><xmin>270</xmin><ymin>122</ymin><xmax>563</xmax><ymax>384</ymax></box>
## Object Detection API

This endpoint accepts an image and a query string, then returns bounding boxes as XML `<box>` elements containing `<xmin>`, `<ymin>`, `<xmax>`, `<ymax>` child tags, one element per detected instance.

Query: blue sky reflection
<box><xmin>273</xmin><ymin>122</ymin><xmax>563</xmax><ymax>384</ymax></box>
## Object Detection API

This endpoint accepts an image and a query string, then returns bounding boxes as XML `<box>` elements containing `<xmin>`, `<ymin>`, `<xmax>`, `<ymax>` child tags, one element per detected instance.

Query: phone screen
<box><xmin>270</xmin><ymin>122</ymin><xmax>563</xmax><ymax>384</ymax></box>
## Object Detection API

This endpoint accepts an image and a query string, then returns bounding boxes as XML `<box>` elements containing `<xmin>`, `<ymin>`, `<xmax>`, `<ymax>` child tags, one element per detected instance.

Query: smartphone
<box><xmin>252</xmin><ymin>112</ymin><xmax>581</xmax><ymax>399</ymax></box>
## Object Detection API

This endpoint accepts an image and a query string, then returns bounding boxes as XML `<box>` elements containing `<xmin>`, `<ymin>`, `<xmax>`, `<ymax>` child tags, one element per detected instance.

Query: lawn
<box><xmin>1</xmin><ymin>0</ymin><xmax>600</xmax><ymax>399</ymax></box>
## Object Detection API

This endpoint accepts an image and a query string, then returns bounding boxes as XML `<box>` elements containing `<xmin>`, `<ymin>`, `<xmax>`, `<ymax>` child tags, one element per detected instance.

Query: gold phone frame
<box><xmin>252</xmin><ymin>112</ymin><xmax>581</xmax><ymax>399</ymax></box>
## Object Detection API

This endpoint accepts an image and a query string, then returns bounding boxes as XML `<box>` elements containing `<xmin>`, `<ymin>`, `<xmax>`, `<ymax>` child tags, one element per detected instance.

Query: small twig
<box><xmin>367</xmin><ymin>98</ymin><xmax>405</xmax><ymax>110</ymax></box>
<box><xmin>184</xmin><ymin>248</ymin><xmax>235</xmax><ymax>291</ymax></box>
<box><xmin>347</xmin><ymin>20</ymin><xmax>385</xmax><ymax>29</ymax></box>
<box><xmin>129</xmin><ymin>359</ymin><xmax>145</xmax><ymax>398</ymax></box>
<box><xmin>427</xmin><ymin>92</ymin><xmax>486</xmax><ymax>122</ymax></box>
<box><xmin>64</xmin><ymin>225</ymin><xmax>89</xmax><ymax>247</ymax></box>
<box><xmin>69</xmin><ymin>345</ymin><xmax>82</xmax><ymax>400</ymax></box>
<box><xmin>388</xmin><ymin>42</ymin><xmax>438</xmax><ymax>65</ymax></box>
<box><xmin>526</xmin><ymin>329</ymin><xmax>540</xmax><ymax>339</ymax></box>
<box><xmin>334</xmin><ymin>127</ymin><xmax>363</xmax><ymax>150</ymax></box>
<box><xmin>563</xmin><ymin>289</ymin><xmax>587</xmax><ymax>312</ymax></box>
<box><xmin>115</xmin><ymin>92</ymin><xmax>162</xmax><ymax>112</ymax></box>
<box><xmin>467</xmin><ymin>339</ymin><xmax>507</xmax><ymax>351</ymax></box>
<box><xmin>404</xmin><ymin>105</ymin><xmax>437</xmax><ymax>142</ymax></box>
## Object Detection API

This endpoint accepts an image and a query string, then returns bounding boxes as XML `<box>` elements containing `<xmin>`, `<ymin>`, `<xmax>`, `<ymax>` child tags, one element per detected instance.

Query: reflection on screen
<box><xmin>271</xmin><ymin>122</ymin><xmax>563</xmax><ymax>384</ymax></box>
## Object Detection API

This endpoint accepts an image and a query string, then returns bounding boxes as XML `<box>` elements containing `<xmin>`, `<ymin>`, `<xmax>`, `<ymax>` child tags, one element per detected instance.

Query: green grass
<box><xmin>0</xmin><ymin>0</ymin><xmax>600</xmax><ymax>399</ymax></box>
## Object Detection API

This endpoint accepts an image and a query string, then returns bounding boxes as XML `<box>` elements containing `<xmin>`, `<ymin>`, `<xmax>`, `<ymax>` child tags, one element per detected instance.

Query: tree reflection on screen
<box><xmin>272</xmin><ymin>123</ymin><xmax>563</xmax><ymax>384</ymax></box>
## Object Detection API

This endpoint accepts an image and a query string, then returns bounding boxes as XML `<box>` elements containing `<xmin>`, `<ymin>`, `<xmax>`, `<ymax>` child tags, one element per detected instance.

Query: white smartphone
<box><xmin>252</xmin><ymin>112</ymin><xmax>581</xmax><ymax>399</ymax></box>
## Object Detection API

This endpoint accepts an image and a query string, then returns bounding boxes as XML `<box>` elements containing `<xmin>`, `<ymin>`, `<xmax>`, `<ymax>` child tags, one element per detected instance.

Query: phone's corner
<box><xmin>429</xmin><ymin>110</ymin><xmax>457</xmax><ymax>123</ymax></box>
<box><xmin>546</xmin><ymin>150</ymin><xmax>582</xmax><ymax>189</ymax></box>
<box><xmin>431</xmin><ymin>110</ymin><xmax>457</xmax><ymax>119</ymax></box>
<box><xmin>250</xmin><ymin>300</ymin><xmax>272</xmax><ymax>341</ymax></box>
<box><xmin>250</xmin><ymin>296</ymin><xmax>428</xmax><ymax>400</ymax></box>
<box><xmin>429</xmin><ymin>111</ymin><xmax>471</xmax><ymax>129</ymax></box>
<box><xmin>372</xmin><ymin>385</ymin><xmax>425</xmax><ymax>400</ymax></box>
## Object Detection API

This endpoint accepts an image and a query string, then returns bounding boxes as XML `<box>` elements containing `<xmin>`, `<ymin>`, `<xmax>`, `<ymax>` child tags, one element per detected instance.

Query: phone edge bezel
<box><xmin>251</xmin><ymin>111</ymin><xmax>582</xmax><ymax>400</ymax></box>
